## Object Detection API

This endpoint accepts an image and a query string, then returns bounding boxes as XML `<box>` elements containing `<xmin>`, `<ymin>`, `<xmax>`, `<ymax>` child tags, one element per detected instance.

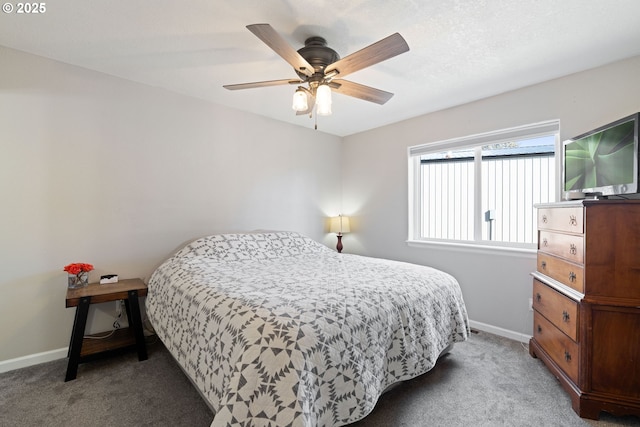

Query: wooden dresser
<box><xmin>530</xmin><ymin>199</ymin><xmax>640</xmax><ymax>420</ymax></box>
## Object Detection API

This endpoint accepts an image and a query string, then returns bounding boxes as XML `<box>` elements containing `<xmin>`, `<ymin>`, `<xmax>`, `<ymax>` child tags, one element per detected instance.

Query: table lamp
<box><xmin>329</xmin><ymin>215</ymin><xmax>351</xmax><ymax>253</ymax></box>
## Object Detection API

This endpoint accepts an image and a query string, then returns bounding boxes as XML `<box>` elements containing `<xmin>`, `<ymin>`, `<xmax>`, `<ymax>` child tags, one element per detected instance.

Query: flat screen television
<box><xmin>563</xmin><ymin>112</ymin><xmax>639</xmax><ymax>199</ymax></box>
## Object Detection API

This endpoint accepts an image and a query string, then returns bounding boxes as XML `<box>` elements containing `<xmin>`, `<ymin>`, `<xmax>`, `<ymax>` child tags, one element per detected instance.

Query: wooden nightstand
<box><xmin>65</xmin><ymin>278</ymin><xmax>148</xmax><ymax>381</ymax></box>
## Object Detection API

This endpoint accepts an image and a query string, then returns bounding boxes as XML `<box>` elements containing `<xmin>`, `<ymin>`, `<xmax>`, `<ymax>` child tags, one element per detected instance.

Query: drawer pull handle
<box><xmin>536</xmin><ymin>293</ymin><xmax>541</xmax><ymax>303</ymax></box>
<box><xmin>542</xmin><ymin>238</ymin><xmax>548</xmax><ymax>247</ymax></box>
<box><xmin>569</xmin><ymin>215</ymin><xmax>577</xmax><ymax>227</ymax></box>
<box><xmin>564</xmin><ymin>350</ymin><xmax>572</xmax><ymax>362</ymax></box>
<box><xmin>537</xmin><ymin>325</ymin><xmax>542</xmax><ymax>334</ymax></box>
<box><xmin>542</xmin><ymin>215</ymin><xmax>548</xmax><ymax>223</ymax></box>
<box><xmin>541</xmin><ymin>261</ymin><xmax>547</xmax><ymax>269</ymax></box>
<box><xmin>569</xmin><ymin>272</ymin><xmax>576</xmax><ymax>282</ymax></box>
<box><xmin>562</xmin><ymin>310</ymin><xmax>570</xmax><ymax>322</ymax></box>
<box><xmin>569</xmin><ymin>243</ymin><xmax>577</xmax><ymax>255</ymax></box>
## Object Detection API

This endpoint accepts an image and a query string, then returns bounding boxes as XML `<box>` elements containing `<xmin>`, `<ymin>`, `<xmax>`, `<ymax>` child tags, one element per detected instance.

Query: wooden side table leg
<box><xmin>67</xmin><ymin>304</ymin><xmax>81</xmax><ymax>358</ymax></box>
<box><xmin>65</xmin><ymin>296</ymin><xmax>91</xmax><ymax>381</ymax></box>
<box><xmin>127</xmin><ymin>290</ymin><xmax>148</xmax><ymax>361</ymax></box>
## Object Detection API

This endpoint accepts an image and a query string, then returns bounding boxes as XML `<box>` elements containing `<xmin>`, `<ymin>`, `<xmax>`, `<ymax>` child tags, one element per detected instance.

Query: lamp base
<box><xmin>336</xmin><ymin>234</ymin><xmax>343</xmax><ymax>253</ymax></box>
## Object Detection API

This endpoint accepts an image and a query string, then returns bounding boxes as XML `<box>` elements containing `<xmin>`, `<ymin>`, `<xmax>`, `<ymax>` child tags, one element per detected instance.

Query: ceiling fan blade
<box><xmin>331</xmin><ymin>79</ymin><xmax>394</xmax><ymax>105</ymax></box>
<box><xmin>324</xmin><ymin>33</ymin><xmax>409</xmax><ymax>78</ymax></box>
<box><xmin>247</xmin><ymin>24</ymin><xmax>315</xmax><ymax>77</ymax></box>
<box><xmin>223</xmin><ymin>79</ymin><xmax>302</xmax><ymax>90</ymax></box>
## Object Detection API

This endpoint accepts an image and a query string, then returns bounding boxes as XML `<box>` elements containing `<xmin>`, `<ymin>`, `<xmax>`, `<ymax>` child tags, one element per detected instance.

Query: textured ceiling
<box><xmin>2</xmin><ymin>0</ymin><xmax>640</xmax><ymax>136</ymax></box>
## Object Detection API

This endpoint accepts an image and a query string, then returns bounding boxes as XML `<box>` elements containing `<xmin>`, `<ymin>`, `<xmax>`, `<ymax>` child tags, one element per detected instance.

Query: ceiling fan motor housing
<box><xmin>295</xmin><ymin>37</ymin><xmax>339</xmax><ymax>81</ymax></box>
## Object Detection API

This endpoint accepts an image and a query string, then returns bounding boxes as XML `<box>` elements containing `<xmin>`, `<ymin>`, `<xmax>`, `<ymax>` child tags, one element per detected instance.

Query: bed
<box><xmin>145</xmin><ymin>231</ymin><xmax>469</xmax><ymax>427</ymax></box>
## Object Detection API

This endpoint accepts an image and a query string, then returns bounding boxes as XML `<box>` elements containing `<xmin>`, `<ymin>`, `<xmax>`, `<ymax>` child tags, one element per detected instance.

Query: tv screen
<box><xmin>563</xmin><ymin>113</ymin><xmax>639</xmax><ymax>198</ymax></box>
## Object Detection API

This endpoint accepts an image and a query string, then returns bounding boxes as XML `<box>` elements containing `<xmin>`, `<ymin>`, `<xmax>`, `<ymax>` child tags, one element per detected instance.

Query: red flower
<box><xmin>64</xmin><ymin>263</ymin><xmax>94</xmax><ymax>275</ymax></box>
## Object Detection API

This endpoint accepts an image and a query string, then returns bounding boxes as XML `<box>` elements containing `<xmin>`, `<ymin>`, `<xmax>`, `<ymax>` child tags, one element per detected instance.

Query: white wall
<box><xmin>0</xmin><ymin>46</ymin><xmax>342</xmax><ymax>364</ymax></box>
<box><xmin>341</xmin><ymin>55</ymin><xmax>640</xmax><ymax>340</ymax></box>
<box><xmin>2</xmin><ymin>43</ymin><xmax>639</xmax><ymax>367</ymax></box>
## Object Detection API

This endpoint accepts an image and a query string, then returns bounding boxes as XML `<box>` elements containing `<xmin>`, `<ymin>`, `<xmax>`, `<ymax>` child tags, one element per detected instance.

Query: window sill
<box><xmin>406</xmin><ymin>239</ymin><xmax>537</xmax><ymax>258</ymax></box>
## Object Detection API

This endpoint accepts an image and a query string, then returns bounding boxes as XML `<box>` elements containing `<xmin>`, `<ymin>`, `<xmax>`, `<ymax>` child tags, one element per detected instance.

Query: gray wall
<box><xmin>2</xmin><ymin>42</ymin><xmax>639</xmax><ymax>366</ymax></box>
<box><xmin>0</xmin><ymin>46</ymin><xmax>342</xmax><ymax>364</ymax></box>
<box><xmin>341</xmin><ymin>55</ymin><xmax>640</xmax><ymax>340</ymax></box>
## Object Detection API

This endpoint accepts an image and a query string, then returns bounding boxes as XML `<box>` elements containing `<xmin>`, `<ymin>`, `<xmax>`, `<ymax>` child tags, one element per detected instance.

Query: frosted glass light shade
<box><xmin>329</xmin><ymin>215</ymin><xmax>350</xmax><ymax>234</ymax></box>
<box><xmin>316</xmin><ymin>84</ymin><xmax>332</xmax><ymax>116</ymax></box>
<box><xmin>292</xmin><ymin>89</ymin><xmax>308</xmax><ymax>111</ymax></box>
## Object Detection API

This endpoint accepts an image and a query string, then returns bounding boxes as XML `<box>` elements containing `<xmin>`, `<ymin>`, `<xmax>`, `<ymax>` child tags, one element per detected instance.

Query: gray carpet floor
<box><xmin>1</xmin><ymin>331</ymin><xmax>639</xmax><ymax>427</ymax></box>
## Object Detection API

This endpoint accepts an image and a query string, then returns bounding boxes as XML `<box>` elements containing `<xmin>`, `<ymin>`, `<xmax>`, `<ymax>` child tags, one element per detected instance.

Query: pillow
<box><xmin>173</xmin><ymin>231</ymin><xmax>330</xmax><ymax>261</ymax></box>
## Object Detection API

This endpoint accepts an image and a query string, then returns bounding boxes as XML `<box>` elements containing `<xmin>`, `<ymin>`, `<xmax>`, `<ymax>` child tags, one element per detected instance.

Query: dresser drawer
<box><xmin>538</xmin><ymin>231</ymin><xmax>584</xmax><ymax>264</ymax></box>
<box><xmin>533</xmin><ymin>311</ymin><xmax>579</xmax><ymax>384</ymax></box>
<box><xmin>538</xmin><ymin>207</ymin><xmax>584</xmax><ymax>233</ymax></box>
<box><xmin>532</xmin><ymin>279</ymin><xmax>579</xmax><ymax>340</ymax></box>
<box><xmin>537</xmin><ymin>253</ymin><xmax>585</xmax><ymax>293</ymax></box>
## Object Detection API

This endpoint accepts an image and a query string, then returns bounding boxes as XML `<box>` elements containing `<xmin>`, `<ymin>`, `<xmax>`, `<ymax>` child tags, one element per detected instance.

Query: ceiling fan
<box><xmin>223</xmin><ymin>24</ymin><xmax>410</xmax><ymax>120</ymax></box>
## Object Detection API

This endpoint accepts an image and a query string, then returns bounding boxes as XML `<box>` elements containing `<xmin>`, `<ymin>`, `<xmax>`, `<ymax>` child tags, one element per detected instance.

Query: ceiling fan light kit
<box><xmin>224</xmin><ymin>24</ymin><xmax>409</xmax><ymax>126</ymax></box>
<box><xmin>315</xmin><ymin>84</ymin><xmax>332</xmax><ymax>116</ymax></box>
<box><xmin>292</xmin><ymin>88</ymin><xmax>309</xmax><ymax>111</ymax></box>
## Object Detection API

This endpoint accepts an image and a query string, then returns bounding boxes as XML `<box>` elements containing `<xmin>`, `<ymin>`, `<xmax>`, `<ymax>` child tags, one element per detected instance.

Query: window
<box><xmin>408</xmin><ymin>121</ymin><xmax>560</xmax><ymax>249</ymax></box>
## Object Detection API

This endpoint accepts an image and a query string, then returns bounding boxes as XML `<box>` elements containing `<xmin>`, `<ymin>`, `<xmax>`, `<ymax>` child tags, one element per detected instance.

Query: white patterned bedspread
<box><xmin>146</xmin><ymin>232</ymin><xmax>469</xmax><ymax>427</ymax></box>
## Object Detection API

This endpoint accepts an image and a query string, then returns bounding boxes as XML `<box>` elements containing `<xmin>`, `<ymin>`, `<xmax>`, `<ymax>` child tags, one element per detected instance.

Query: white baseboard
<box><xmin>469</xmin><ymin>320</ymin><xmax>532</xmax><ymax>344</ymax></box>
<box><xmin>0</xmin><ymin>347</ymin><xmax>68</xmax><ymax>374</ymax></box>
